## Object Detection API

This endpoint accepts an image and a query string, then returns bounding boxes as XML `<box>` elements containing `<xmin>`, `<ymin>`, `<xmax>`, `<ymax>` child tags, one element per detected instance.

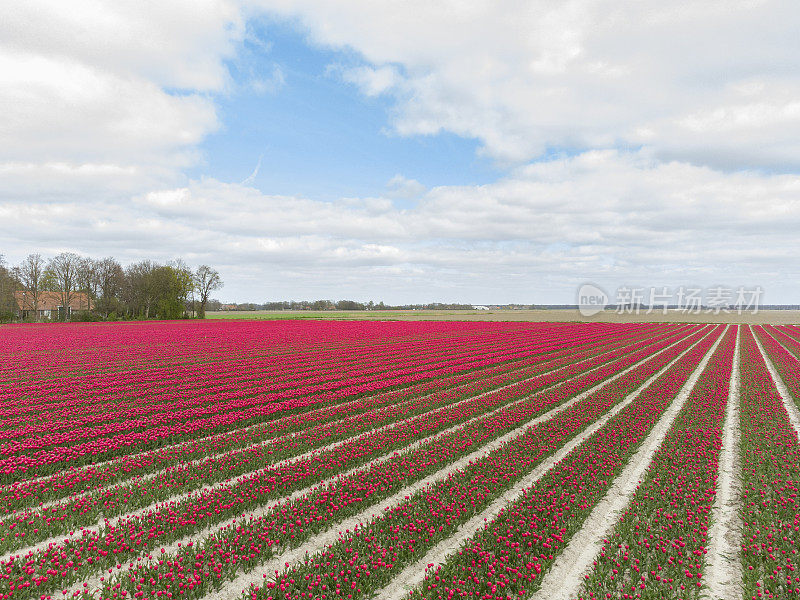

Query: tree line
<box><xmin>223</xmin><ymin>300</ymin><xmax>478</xmax><ymax>311</ymax></box>
<box><xmin>0</xmin><ymin>252</ymin><xmax>222</xmax><ymax>322</ymax></box>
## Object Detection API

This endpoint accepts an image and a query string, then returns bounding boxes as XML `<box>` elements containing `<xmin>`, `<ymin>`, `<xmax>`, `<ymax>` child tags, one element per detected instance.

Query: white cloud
<box><xmin>3</xmin><ymin>1</ymin><xmax>800</xmax><ymax>304</ymax></box>
<box><xmin>3</xmin><ymin>150</ymin><xmax>800</xmax><ymax>302</ymax></box>
<box><xmin>385</xmin><ymin>174</ymin><xmax>426</xmax><ymax>199</ymax></box>
<box><xmin>258</xmin><ymin>0</ymin><xmax>800</xmax><ymax>169</ymax></box>
<box><xmin>2</xmin><ymin>0</ymin><xmax>241</xmax><ymax>91</ymax></box>
<box><xmin>6</xmin><ymin>1</ymin><xmax>799</xmax><ymax>177</ymax></box>
<box><xmin>0</xmin><ymin>0</ymin><xmax>243</xmax><ymax>196</ymax></box>
<box><xmin>0</xmin><ymin>51</ymin><xmax>218</xmax><ymax>165</ymax></box>
<box><xmin>339</xmin><ymin>65</ymin><xmax>402</xmax><ymax>97</ymax></box>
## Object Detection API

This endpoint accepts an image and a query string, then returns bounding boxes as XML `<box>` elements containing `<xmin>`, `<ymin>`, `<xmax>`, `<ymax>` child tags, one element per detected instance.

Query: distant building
<box><xmin>472</xmin><ymin>305</ymin><xmax>490</xmax><ymax>310</ymax></box>
<box><xmin>13</xmin><ymin>291</ymin><xmax>89</xmax><ymax>320</ymax></box>
<box><xmin>219</xmin><ymin>303</ymin><xmax>238</xmax><ymax>311</ymax></box>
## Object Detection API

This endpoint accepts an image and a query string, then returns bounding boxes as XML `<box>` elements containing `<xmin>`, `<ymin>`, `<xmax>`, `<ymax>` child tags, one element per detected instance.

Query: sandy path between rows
<box><xmin>702</xmin><ymin>328</ymin><xmax>743</xmax><ymax>600</ymax></box>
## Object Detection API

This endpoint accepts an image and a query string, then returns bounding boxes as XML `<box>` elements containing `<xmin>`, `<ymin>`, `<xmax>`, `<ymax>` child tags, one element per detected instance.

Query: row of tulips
<box><xmin>230</xmin><ymin>327</ymin><xmax>722</xmax><ymax>600</ymax></box>
<box><xmin>405</xmin><ymin>326</ymin><xmax>724</xmax><ymax>600</ymax></box>
<box><xmin>0</xmin><ymin>323</ymin><xmax>671</xmax><ymax>509</ymax></box>
<box><xmin>0</xmin><ymin>324</ymin><xmax>668</xmax><ymax>480</ymax></box>
<box><xmin>578</xmin><ymin>326</ymin><xmax>737</xmax><ymax>599</ymax></box>
<box><xmin>1</xmin><ymin>327</ymin><xmax>685</xmax><ymax>482</ymax></box>
<box><xmin>2</xmin><ymin>321</ymin><xmax>530</xmax><ymax>401</ymax></box>
<box><xmin>4</xmin><ymin>325</ymin><xmax>569</xmax><ymax>471</ymax></box>
<box><xmin>768</xmin><ymin>323</ymin><xmax>800</xmax><ymax>344</ymax></box>
<box><xmin>87</xmin><ymin>325</ymin><xmax>717</xmax><ymax>600</ymax></box>
<box><xmin>752</xmin><ymin>326</ymin><xmax>800</xmax><ymax>408</ymax></box>
<box><xmin>1</xmin><ymin>323</ymin><xmax>470</xmax><ymax>414</ymax></box>
<box><xmin>0</xmin><ymin>337</ymin><xmax>546</xmax><ymax>469</ymax></box>
<box><xmin>0</xmin><ymin>325</ymin><xmax>701</xmax><ymax>567</ymax></box>
<box><xmin>1</xmin><ymin>328</ymin><xmax>708</xmax><ymax>597</ymax></box>
<box><xmin>0</xmin><ymin>319</ymin><xmax>283</xmax><ymax>385</ymax></box>
<box><xmin>6</xmin><ymin>323</ymin><xmax>618</xmax><ymax>420</ymax></box>
<box><xmin>0</xmin><ymin>321</ymin><xmax>678</xmax><ymax>551</ymax></box>
<box><xmin>784</xmin><ymin>324</ymin><xmax>800</xmax><ymax>345</ymax></box>
<box><xmin>6</xmin><ymin>324</ymin><xmax>661</xmax><ymax>441</ymax></box>
<box><xmin>738</xmin><ymin>326</ymin><xmax>800</xmax><ymax>599</ymax></box>
<box><xmin>1</xmin><ymin>331</ymin><xmax>553</xmax><ymax>450</ymax></box>
<box><xmin>3</xmin><ymin>321</ymin><xmax>578</xmax><ymax>390</ymax></box>
<box><xmin>0</xmin><ymin>326</ymin><xmax>560</xmax><ymax>430</ymax></box>
<box><xmin>763</xmin><ymin>325</ymin><xmax>800</xmax><ymax>361</ymax></box>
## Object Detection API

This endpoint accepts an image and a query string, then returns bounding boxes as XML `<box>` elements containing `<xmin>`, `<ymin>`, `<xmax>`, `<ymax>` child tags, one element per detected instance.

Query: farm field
<box><xmin>1</xmin><ymin>320</ymin><xmax>799</xmax><ymax>600</ymax></box>
<box><xmin>207</xmin><ymin>309</ymin><xmax>800</xmax><ymax>325</ymax></box>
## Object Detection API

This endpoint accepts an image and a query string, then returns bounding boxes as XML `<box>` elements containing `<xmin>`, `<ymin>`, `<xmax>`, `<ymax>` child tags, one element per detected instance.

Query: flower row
<box><xmin>2</xmin><ymin>327</ymin><xmax>683</xmax><ymax>481</ymax></box>
<box><xmin>0</xmin><ymin>322</ymin><xmax>671</xmax><ymax>550</ymax></box>
<box><xmin>238</xmin><ymin>327</ymin><xmax>722</xmax><ymax>600</ymax></box>
<box><xmin>578</xmin><ymin>325</ymin><xmax>736</xmax><ymax>599</ymax></box>
<box><xmin>738</xmin><ymin>326</ymin><xmax>800</xmax><ymax>599</ymax></box>
<box><xmin>1</xmin><ymin>328</ymin><xmax>707</xmax><ymax>597</ymax></box>
<box><xmin>0</xmin><ymin>323</ymin><xmax>664</xmax><ymax>508</ymax></box>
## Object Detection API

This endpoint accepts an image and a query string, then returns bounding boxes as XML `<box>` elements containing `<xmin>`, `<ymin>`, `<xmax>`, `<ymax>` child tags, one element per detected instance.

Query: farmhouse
<box><xmin>13</xmin><ymin>290</ymin><xmax>89</xmax><ymax>320</ymax></box>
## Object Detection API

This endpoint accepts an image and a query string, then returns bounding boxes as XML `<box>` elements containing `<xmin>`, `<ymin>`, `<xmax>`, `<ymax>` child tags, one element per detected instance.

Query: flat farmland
<box><xmin>1</xmin><ymin>320</ymin><xmax>799</xmax><ymax>600</ymax></box>
<box><xmin>207</xmin><ymin>309</ymin><xmax>800</xmax><ymax>325</ymax></box>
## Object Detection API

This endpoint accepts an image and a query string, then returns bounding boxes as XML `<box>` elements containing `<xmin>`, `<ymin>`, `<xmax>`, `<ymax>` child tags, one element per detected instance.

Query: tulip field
<box><xmin>1</xmin><ymin>320</ymin><xmax>800</xmax><ymax>600</ymax></box>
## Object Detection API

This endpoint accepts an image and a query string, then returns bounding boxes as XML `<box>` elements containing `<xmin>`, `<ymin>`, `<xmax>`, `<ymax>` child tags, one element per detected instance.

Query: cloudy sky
<box><xmin>2</xmin><ymin>0</ymin><xmax>800</xmax><ymax>304</ymax></box>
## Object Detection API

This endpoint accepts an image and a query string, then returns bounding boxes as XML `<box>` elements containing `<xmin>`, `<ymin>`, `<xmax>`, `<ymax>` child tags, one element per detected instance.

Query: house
<box><xmin>13</xmin><ymin>290</ymin><xmax>90</xmax><ymax>320</ymax></box>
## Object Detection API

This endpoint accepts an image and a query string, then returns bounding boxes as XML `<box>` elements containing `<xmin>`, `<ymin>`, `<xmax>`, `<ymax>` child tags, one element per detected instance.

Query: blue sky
<box><xmin>190</xmin><ymin>18</ymin><xmax>499</xmax><ymax>202</ymax></box>
<box><xmin>2</xmin><ymin>1</ymin><xmax>800</xmax><ymax>304</ymax></box>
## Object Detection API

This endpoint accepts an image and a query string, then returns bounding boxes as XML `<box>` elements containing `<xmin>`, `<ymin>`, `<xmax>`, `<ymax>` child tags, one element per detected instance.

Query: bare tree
<box><xmin>12</xmin><ymin>253</ymin><xmax>45</xmax><ymax>321</ymax></box>
<box><xmin>123</xmin><ymin>260</ymin><xmax>157</xmax><ymax>319</ymax></box>
<box><xmin>44</xmin><ymin>252</ymin><xmax>80</xmax><ymax>320</ymax></box>
<box><xmin>95</xmin><ymin>257</ymin><xmax>124</xmax><ymax>318</ymax></box>
<box><xmin>193</xmin><ymin>265</ymin><xmax>222</xmax><ymax>319</ymax></box>
<box><xmin>75</xmin><ymin>256</ymin><xmax>99</xmax><ymax>311</ymax></box>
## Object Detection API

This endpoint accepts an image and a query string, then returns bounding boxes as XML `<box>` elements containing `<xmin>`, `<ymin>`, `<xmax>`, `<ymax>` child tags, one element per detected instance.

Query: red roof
<box><xmin>14</xmin><ymin>291</ymin><xmax>89</xmax><ymax>311</ymax></box>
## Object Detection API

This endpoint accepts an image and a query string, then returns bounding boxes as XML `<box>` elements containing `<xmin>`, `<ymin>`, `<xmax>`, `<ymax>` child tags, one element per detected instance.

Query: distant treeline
<box><xmin>218</xmin><ymin>301</ymin><xmax>527</xmax><ymax>311</ymax></box>
<box><xmin>0</xmin><ymin>252</ymin><xmax>222</xmax><ymax>323</ymax></box>
<box><xmin>216</xmin><ymin>302</ymin><xmax>800</xmax><ymax>312</ymax></box>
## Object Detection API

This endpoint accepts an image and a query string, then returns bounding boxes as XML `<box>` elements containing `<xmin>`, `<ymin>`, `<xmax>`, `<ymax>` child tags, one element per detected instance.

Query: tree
<box><xmin>0</xmin><ymin>254</ymin><xmax>19</xmax><ymax>322</ymax></box>
<box><xmin>311</xmin><ymin>299</ymin><xmax>334</xmax><ymax>310</ymax></box>
<box><xmin>75</xmin><ymin>256</ymin><xmax>99</xmax><ymax>312</ymax></box>
<box><xmin>122</xmin><ymin>260</ymin><xmax>157</xmax><ymax>319</ymax></box>
<box><xmin>168</xmin><ymin>259</ymin><xmax>194</xmax><ymax>318</ymax></box>
<box><xmin>44</xmin><ymin>252</ymin><xmax>80</xmax><ymax>320</ymax></box>
<box><xmin>0</xmin><ymin>252</ymin><xmax>224</xmax><ymax>322</ymax></box>
<box><xmin>335</xmin><ymin>300</ymin><xmax>365</xmax><ymax>310</ymax></box>
<box><xmin>94</xmin><ymin>257</ymin><xmax>124</xmax><ymax>318</ymax></box>
<box><xmin>12</xmin><ymin>253</ymin><xmax>45</xmax><ymax>321</ymax></box>
<box><xmin>146</xmin><ymin>264</ymin><xmax>193</xmax><ymax>320</ymax></box>
<box><xmin>193</xmin><ymin>265</ymin><xmax>222</xmax><ymax>319</ymax></box>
